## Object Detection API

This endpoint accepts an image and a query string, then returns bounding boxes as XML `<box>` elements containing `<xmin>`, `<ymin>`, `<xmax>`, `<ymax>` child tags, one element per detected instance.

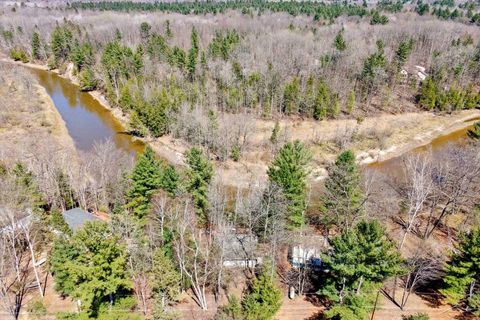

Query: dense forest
<box><xmin>2</xmin><ymin>4</ymin><xmax>479</xmax><ymax>159</ymax></box>
<box><xmin>1</xmin><ymin>1</ymin><xmax>480</xmax><ymax>320</ymax></box>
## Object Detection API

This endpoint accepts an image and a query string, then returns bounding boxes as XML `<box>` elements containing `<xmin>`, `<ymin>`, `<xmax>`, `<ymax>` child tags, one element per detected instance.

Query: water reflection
<box><xmin>31</xmin><ymin>68</ymin><xmax>144</xmax><ymax>156</ymax></box>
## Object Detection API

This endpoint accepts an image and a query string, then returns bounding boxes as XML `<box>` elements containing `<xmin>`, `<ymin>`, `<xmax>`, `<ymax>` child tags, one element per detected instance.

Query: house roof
<box><xmin>63</xmin><ymin>208</ymin><xmax>100</xmax><ymax>232</ymax></box>
<box><xmin>221</xmin><ymin>233</ymin><xmax>258</xmax><ymax>261</ymax></box>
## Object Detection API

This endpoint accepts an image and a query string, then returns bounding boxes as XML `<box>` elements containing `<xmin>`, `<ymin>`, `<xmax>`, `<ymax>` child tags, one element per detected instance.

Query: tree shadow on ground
<box><xmin>306</xmin><ymin>311</ymin><xmax>327</xmax><ymax>320</ymax></box>
<box><xmin>415</xmin><ymin>280</ymin><xmax>445</xmax><ymax>308</ymax></box>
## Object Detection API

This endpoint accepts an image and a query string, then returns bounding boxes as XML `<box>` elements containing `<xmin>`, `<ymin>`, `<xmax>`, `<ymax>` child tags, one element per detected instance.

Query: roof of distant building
<box><xmin>63</xmin><ymin>208</ymin><xmax>101</xmax><ymax>232</ymax></box>
<box><xmin>221</xmin><ymin>233</ymin><xmax>258</xmax><ymax>261</ymax></box>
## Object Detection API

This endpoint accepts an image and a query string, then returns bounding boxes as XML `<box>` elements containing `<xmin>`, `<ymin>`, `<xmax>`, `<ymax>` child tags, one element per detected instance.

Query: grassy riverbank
<box><xmin>0</xmin><ymin>62</ymin><xmax>76</xmax><ymax>166</ymax></box>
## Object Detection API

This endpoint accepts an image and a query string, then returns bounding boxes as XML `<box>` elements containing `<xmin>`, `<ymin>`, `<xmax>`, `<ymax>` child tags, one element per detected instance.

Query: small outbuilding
<box><xmin>221</xmin><ymin>233</ymin><xmax>260</xmax><ymax>268</ymax></box>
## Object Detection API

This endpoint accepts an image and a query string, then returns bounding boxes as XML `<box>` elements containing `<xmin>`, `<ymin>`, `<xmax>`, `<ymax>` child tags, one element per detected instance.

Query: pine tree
<box><xmin>347</xmin><ymin>89</ymin><xmax>356</xmax><ymax>114</ymax></box>
<box><xmin>441</xmin><ymin>228</ymin><xmax>480</xmax><ymax>315</ymax></box>
<box><xmin>126</xmin><ymin>146</ymin><xmax>163</xmax><ymax>218</ymax></box>
<box><xmin>191</xmin><ymin>27</ymin><xmax>199</xmax><ymax>53</ymax></box>
<box><xmin>322</xmin><ymin>220</ymin><xmax>403</xmax><ymax>291</ymax></box>
<box><xmin>242</xmin><ymin>266</ymin><xmax>282</xmax><ymax>320</ymax></box>
<box><xmin>282</xmin><ymin>77</ymin><xmax>300</xmax><ymax>114</ymax></box>
<box><xmin>334</xmin><ymin>29</ymin><xmax>347</xmax><ymax>52</ymax></box>
<box><xmin>78</xmin><ymin>67</ymin><xmax>96</xmax><ymax>91</ymax></box>
<box><xmin>362</xmin><ymin>40</ymin><xmax>387</xmax><ymax>88</ymax></box>
<box><xmin>31</xmin><ymin>31</ymin><xmax>40</xmax><ymax>60</ymax></box>
<box><xmin>160</xmin><ymin>165</ymin><xmax>179</xmax><ymax>197</ymax></box>
<box><xmin>267</xmin><ymin>140</ymin><xmax>311</xmax><ymax>229</ymax></box>
<box><xmin>319</xmin><ymin>220</ymin><xmax>403</xmax><ymax>320</ymax></box>
<box><xmin>50</xmin><ymin>222</ymin><xmax>131</xmax><ymax>315</ymax></box>
<box><xmin>151</xmin><ymin>249</ymin><xmax>181</xmax><ymax>311</ymax></box>
<box><xmin>314</xmin><ymin>80</ymin><xmax>330</xmax><ymax>120</ymax></box>
<box><xmin>394</xmin><ymin>39</ymin><xmax>414</xmax><ymax>72</ymax></box>
<box><xmin>140</xmin><ymin>22</ymin><xmax>151</xmax><ymax>41</ymax></box>
<box><xmin>187</xmin><ymin>47</ymin><xmax>197</xmax><ymax>81</ymax></box>
<box><xmin>270</xmin><ymin>120</ymin><xmax>280</xmax><ymax>145</ymax></box>
<box><xmin>320</xmin><ymin>150</ymin><xmax>365</xmax><ymax>232</ymax></box>
<box><xmin>12</xmin><ymin>162</ymin><xmax>45</xmax><ymax>211</ymax></box>
<box><xmin>165</xmin><ymin>20</ymin><xmax>173</xmax><ymax>39</ymax></box>
<box><xmin>186</xmin><ymin>147</ymin><xmax>214</xmax><ymax>225</ymax></box>
<box><xmin>418</xmin><ymin>77</ymin><xmax>438</xmax><ymax>110</ymax></box>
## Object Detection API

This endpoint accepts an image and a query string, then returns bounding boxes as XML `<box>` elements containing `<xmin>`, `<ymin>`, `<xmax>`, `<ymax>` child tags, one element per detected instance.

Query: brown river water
<box><xmin>30</xmin><ymin>68</ymin><xmax>144</xmax><ymax>155</ymax></box>
<box><xmin>31</xmin><ymin>68</ymin><xmax>474</xmax><ymax>175</ymax></box>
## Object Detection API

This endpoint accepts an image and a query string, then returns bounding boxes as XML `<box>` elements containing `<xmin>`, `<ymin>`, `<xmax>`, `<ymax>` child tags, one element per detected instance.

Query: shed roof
<box><xmin>63</xmin><ymin>208</ymin><xmax>100</xmax><ymax>232</ymax></box>
<box><xmin>221</xmin><ymin>233</ymin><xmax>258</xmax><ymax>261</ymax></box>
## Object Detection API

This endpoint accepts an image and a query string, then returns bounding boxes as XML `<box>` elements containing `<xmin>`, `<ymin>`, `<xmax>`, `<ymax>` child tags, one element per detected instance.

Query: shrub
<box><xmin>402</xmin><ymin>313</ymin><xmax>430</xmax><ymax>320</ymax></box>
<box><xmin>370</xmin><ymin>11</ymin><xmax>389</xmax><ymax>25</ymax></box>
<box><xmin>78</xmin><ymin>68</ymin><xmax>97</xmax><ymax>91</ymax></box>
<box><xmin>10</xmin><ymin>48</ymin><xmax>29</xmax><ymax>63</ymax></box>
<box><xmin>230</xmin><ymin>145</ymin><xmax>241</xmax><ymax>161</ymax></box>
<box><xmin>27</xmin><ymin>299</ymin><xmax>47</xmax><ymax>317</ymax></box>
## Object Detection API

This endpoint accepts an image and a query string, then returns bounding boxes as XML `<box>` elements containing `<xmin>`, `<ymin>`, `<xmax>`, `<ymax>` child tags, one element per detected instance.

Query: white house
<box><xmin>288</xmin><ymin>235</ymin><xmax>328</xmax><ymax>270</ymax></box>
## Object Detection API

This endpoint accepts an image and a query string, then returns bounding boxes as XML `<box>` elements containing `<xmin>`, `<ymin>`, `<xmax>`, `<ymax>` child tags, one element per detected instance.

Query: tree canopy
<box><xmin>267</xmin><ymin>140</ymin><xmax>311</xmax><ymax>229</ymax></box>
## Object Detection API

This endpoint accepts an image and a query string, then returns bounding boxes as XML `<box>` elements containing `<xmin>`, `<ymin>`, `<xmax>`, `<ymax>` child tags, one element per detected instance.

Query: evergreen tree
<box><xmin>320</xmin><ymin>150</ymin><xmax>365</xmax><ymax>232</ymax></box>
<box><xmin>441</xmin><ymin>228</ymin><xmax>480</xmax><ymax>315</ymax></box>
<box><xmin>165</xmin><ymin>20</ymin><xmax>173</xmax><ymax>39</ymax></box>
<box><xmin>78</xmin><ymin>67</ymin><xmax>97</xmax><ymax>91</ymax></box>
<box><xmin>151</xmin><ymin>249</ymin><xmax>181</xmax><ymax>311</ymax></box>
<box><xmin>242</xmin><ymin>266</ymin><xmax>282</xmax><ymax>320</ymax></box>
<box><xmin>191</xmin><ymin>27</ymin><xmax>199</xmax><ymax>53</ymax></box>
<box><xmin>267</xmin><ymin>140</ymin><xmax>311</xmax><ymax>229</ymax></box>
<box><xmin>12</xmin><ymin>162</ymin><xmax>45</xmax><ymax>211</ymax></box>
<box><xmin>270</xmin><ymin>120</ymin><xmax>280</xmax><ymax>144</ymax></box>
<box><xmin>56</xmin><ymin>170</ymin><xmax>75</xmax><ymax>210</ymax></box>
<box><xmin>49</xmin><ymin>208</ymin><xmax>72</xmax><ymax>236</ymax></box>
<box><xmin>140</xmin><ymin>22</ymin><xmax>152</xmax><ymax>40</ymax></box>
<box><xmin>314</xmin><ymin>80</ymin><xmax>330</xmax><ymax>120</ymax></box>
<box><xmin>394</xmin><ymin>39</ymin><xmax>414</xmax><ymax>72</ymax></box>
<box><xmin>320</xmin><ymin>221</ymin><xmax>403</xmax><ymax>319</ymax></box>
<box><xmin>418</xmin><ymin>77</ymin><xmax>438</xmax><ymax>110</ymax></box>
<box><xmin>370</xmin><ymin>11</ymin><xmax>389</xmax><ymax>25</ymax></box>
<box><xmin>185</xmin><ymin>147</ymin><xmax>214</xmax><ymax>225</ymax></box>
<box><xmin>50</xmin><ymin>25</ymin><xmax>73</xmax><ymax>66</ymax></box>
<box><xmin>125</xmin><ymin>146</ymin><xmax>162</xmax><ymax>218</ymax></box>
<box><xmin>334</xmin><ymin>29</ymin><xmax>347</xmax><ymax>52</ymax></box>
<box><xmin>160</xmin><ymin>165</ymin><xmax>179</xmax><ymax>197</ymax></box>
<box><xmin>282</xmin><ymin>77</ymin><xmax>300</xmax><ymax>114</ymax></box>
<box><xmin>50</xmin><ymin>236</ymin><xmax>78</xmax><ymax>296</ymax></box>
<box><xmin>187</xmin><ymin>47</ymin><xmax>197</xmax><ymax>81</ymax></box>
<box><xmin>50</xmin><ymin>222</ymin><xmax>131</xmax><ymax>315</ymax></box>
<box><xmin>361</xmin><ymin>40</ymin><xmax>387</xmax><ymax>94</ymax></box>
<box><xmin>347</xmin><ymin>89</ymin><xmax>356</xmax><ymax>114</ymax></box>
<box><xmin>322</xmin><ymin>220</ymin><xmax>403</xmax><ymax>292</ymax></box>
<box><xmin>31</xmin><ymin>31</ymin><xmax>40</xmax><ymax>60</ymax></box>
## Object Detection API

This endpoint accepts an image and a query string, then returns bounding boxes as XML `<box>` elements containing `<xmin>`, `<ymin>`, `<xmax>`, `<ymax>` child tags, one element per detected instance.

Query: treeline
<box><xmin>69</xmin><ymin>0</ymin><xmax>480</xmax><ymax>25</ymax></box>
<box><xmin>7</xmin><ymin>19</ymin><xmax>479</xmax><ymax>159</ymax></box>
<box><xmin>71</xmin><ymin>0</ymin><xmax>370</xmax><ymax>21</ymax></box>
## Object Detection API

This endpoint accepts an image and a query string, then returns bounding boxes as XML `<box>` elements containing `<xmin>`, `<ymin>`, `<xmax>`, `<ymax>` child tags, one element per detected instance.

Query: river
<box><xmin>30</xmin><ymin>67</ymin><xmax>474</xmax><ymax>175</ymax></box>
<box><xmin>30</xmin><ymin>68</ymin><xmax>144</xmax><ymax>155</ymax></box>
